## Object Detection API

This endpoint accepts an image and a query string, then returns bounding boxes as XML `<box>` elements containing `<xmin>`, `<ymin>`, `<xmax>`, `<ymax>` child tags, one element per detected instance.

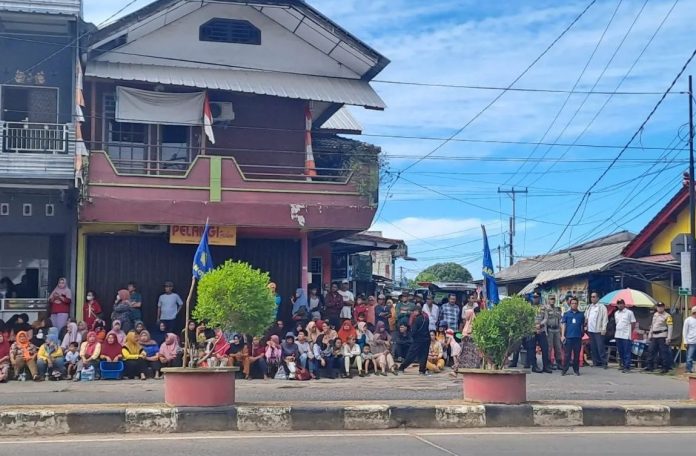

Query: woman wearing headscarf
<box><xmin>337</xmin><ymin>320</ymin><xmax>357</xmax><ymax>344</ymax></box>
<box><xmin>280</xmin><ymin>332</ymin><xmax>299</xmax><ymax>376</ymax></box>
<box><xmin>37</xmin><ymin>333</ymin><xmax>66</xmax><ymax>379</ymax></box>
<box><xmin>371</xmin><ymin>321</ymin><xmax>397</xmax><ymax>375</ymax></box>
<box><xmin>139</xmin><ymin>330</ymin><xmax>162</xmax><ymax>378</ymax></box>
<box><xmin>122</xmin><ymin>331</ymin><xmax>147</xmax><ymax>380</ymax></box>
<box><xmin>159</xmin><ymin>333</ymin><xmax>181</xmax><ymax>369</ymax></box>
<box><xmin>198</xmin><ymin>328</ymin><xmax>230</xmax><ymax>367</ymax></box>
<box><xmin>291</xmin><ymin>288</ymin><xmax>309</xmax><ymax>326</ymax></box>
<box><xmin>48</xmin><ymin>277</ymin><xmax>72</xmax><ymax>331</ymax></box>
<box><xmin>10</xmin><ymin>331</ymin><xmax>39</xmax><ymax>380</ymax></box>
<box><xmin>150</xmin><ymin>321</ymin><xmax>168</xmax><ymax>346</ymax></box>
<box><xmin>268</xmin><ymin>282</ymin><xmax>282</xmax><ymax>320</ymax></box>
<box><xmin>244</xmin><ymin>336</ymin><xmax>268</xmax><ymax>380</ymax></box>
<box><xmin>305</xmin><ymin>321</ymin><xmax>321</xmax><ymax>344</ymax></box>
<box><xmin>31</xmin><ymin>316</ymin><xmax>52</xmax><ymax>347</ymax></box>
<box><xmin>0</xmin><ymin>332</ymin><xmax>9</xmax><ymax>382</ymax></box>
<box><xmin>83</xmin><ymin>290</ymin><xmax>102</xmax><ymax>329</ymax></box>
<box><xmin>356</xmin><ymin>321</ymin><xmax>373</xmax><ymax>350</ymax></box>
<box><xmin>100</xmin><ymin>332</ymin><xmax>123</xmax><ymax>362</ymax></box>
<box><xmin>91</xmin><ymin>319</ymin><xmax>106</xmax><ymax>342</ymax></box>
<box><xmin>61</xmin><ymin>321</ymin><xmax>82</xmax><ymax>351</ymax></box>
<box><xmin>75</xmin><ymin>331</ymin><xmax>101</xmax><ymax>381</ymax></box>
<box><xmin>228</xmin><ymin>334</ymin><xmax>248</xmax><ymax>375</ymax></box>
<box><xmin>134</xmin><ymin>321</ymin><xmax>146</xmax><ymax>335</ymax></box>
<box><xmin>265</xmin><ymin>335</ymin><xmax>282</xmax><ymax>377</ymax></box>
<box><xmin>110</xmin><ymin>320</ymin><xmax>126</xmax><ymax>345</ymax></box>
<box><xmin>111</xmin><ymin>289</ymin><xmax>134</xmax><ymax>334</ymax></box>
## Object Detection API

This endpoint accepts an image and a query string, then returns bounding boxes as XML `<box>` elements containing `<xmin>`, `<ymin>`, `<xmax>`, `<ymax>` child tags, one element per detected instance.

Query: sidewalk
<box><xmin>0</xmin><ymin>367</ymin><xmax>687</xmax><ymax>406</ymax></box>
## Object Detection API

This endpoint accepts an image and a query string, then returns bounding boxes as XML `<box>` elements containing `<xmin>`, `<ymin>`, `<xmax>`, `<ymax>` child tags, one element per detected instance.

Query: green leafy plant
<box><xmin>471</xmin><ymin>297</ymin><xmax>535</xmax><ymax>369</ymax></box>
<box><xmin>416</xmin><ymin>262</ymin><xmax>473</xmax><ymax>282</ymax></box>
<box><xmin>193</xmin><ymin>260</ymin><xmax>276</xmax><ymax>336</ymax></box>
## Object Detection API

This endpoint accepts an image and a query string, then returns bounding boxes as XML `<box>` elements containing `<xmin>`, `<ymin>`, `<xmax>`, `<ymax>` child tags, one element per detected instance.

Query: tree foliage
<box><xmin>470</xmin><ymin>297</ymin><xmax>535</xmax><ymax>370</ymax></box>
<box><xmin>193</xmin><ymin>260</ymin><xmax>276</xmax><ymax>337</ymax></box>
<box><xmin>415</xmin><ymin>262</ymin><xmax>472</xmax><ymax>283</ymax></box>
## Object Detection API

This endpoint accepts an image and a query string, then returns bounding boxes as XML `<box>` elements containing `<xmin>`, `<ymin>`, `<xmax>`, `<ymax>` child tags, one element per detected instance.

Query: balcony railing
<box><xmin>102</xmin><ymin>143</ymin><xmax>355</xmax><ymax>183</ymax></box>
<box><xmin>1</xmin><ymin>121</ymin><xmax>69</xmax><ymax>154</ymax></box>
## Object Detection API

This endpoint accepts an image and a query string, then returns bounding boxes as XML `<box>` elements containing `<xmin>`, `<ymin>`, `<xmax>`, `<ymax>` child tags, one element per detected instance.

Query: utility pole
<box><xmin>497</xmin><ymin>245</ymin><xmax>502</xmax><ymax>272</ymax></box>
<box><xmin>498</xmin><ymin>187</ymin><xmax>528</xmax><ymax>266</ymax></box>
<box><xmin>689</xmin><ymin>75</ymin><xmax>695</xmax><ymax>299</ymax></box>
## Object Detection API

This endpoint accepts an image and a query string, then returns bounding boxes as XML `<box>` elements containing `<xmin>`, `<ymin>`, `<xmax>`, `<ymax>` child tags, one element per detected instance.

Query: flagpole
<box><xmin>183</xmin><ymin>217</ymin><xmax>210</xmax><ymax>368</ymax></box>
<box><xmin>182</xmin><ymin>276</ymin><xmax>196</xmax><ymax>367</ymax></box>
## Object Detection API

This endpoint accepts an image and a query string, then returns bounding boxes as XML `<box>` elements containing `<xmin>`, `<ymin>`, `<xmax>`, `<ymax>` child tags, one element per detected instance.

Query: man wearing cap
<box><xmin>439</xmin><ymin>294</ymin><xmax>460</xmax><ymax>332</ymax></box>
<box><xmin>614</xmin><ymin>298</ymin><xmax>637</xmax><ymax>373</ymax></box>
<box><xmin>586</xmin><ymin>291</ymin><xmax>608</xmax><ymax>368</ymax></box>
<box><xmin>338</xmin><ymin>280</ymin><xmax>355</xmax><ymax>321</ymax></box>
<box><xmin>644</xmin><ymin>302</ymin><xmax>673</xmax><ymax>373</ymax></box>
<box><xmin>682</xmin><ymin>306</ymin><xmax>696</xmax><ymax>373</ymax></box>
<box><xmin>546</xmin><ymin>295</ymin><xmax>563</xmax><ymax>370</ymax></box>
<box><xmin>157</xmin><ymin>281</ymin><xmax>183</xmax><ymax>332</ymax></box>
<box><xmin>423</xmin><ymin>295</ymin><xmax>440</xmax><ymax>331</ymax></box>
<box><xmin>526</xmin><ymin>292</ymin><xmax>552</xmax><ymax>373</ymax></box>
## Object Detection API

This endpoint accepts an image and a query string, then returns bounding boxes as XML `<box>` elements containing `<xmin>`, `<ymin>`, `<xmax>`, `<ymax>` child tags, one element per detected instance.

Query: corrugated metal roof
<box><xmin>517</xmin><ymin>263</ymin><xmax>613</xmax><ymax>295</ymax></box>
<box><xmin>497</xmin><ymin>233</ymin><xmax>634</xmax><ymax>283</ymax></box>
<box><xmin>320</xmin><ymin>107</ymin><xmax>362</xmax><ymax>133</ymax></box>
<box><xmin>0</xmin><ymin>153</ymin><xmax>74</xmax><ymax>181</ymax></box>
<box><xmin>0</xmin><ymin>0</ymin><xmax>80</xmax><ymax>15</ymax></box>
<box><xmin>86</xmin><ymin>61</ymin><xmax>386</xmax><ymax>109</ymax></box>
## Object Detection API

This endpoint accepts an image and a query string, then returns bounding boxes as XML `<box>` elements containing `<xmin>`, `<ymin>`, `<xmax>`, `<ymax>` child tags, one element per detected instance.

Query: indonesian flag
<box><xmin>203</xmin><ymin>93</ymin><xmax>215</xmax><ymax>144</ymax></box>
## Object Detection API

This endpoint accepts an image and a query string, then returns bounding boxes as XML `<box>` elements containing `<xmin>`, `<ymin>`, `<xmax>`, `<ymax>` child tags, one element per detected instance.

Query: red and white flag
<box><xmin>203</xmin><ymin>93</ymin><xmax>215</xmax><ymax>144</ymax></box>
<box><xmin>304</xmin><ymin>105</ymin><xmax>317</xmax><ymax>177</ymax></box>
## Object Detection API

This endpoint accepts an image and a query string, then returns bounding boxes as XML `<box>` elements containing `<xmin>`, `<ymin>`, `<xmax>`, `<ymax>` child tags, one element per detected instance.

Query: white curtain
<box><xmin>116</xmin><ymin>86</ymin><xmax>204</xmax><ymax>125</ymax></box>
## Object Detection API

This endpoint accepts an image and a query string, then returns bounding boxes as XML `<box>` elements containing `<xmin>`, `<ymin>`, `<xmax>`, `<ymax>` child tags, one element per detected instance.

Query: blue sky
<box><xmin>84</xmin><ymin>0</ymin><xmax>695</xmax><ymax>281</ymax></box>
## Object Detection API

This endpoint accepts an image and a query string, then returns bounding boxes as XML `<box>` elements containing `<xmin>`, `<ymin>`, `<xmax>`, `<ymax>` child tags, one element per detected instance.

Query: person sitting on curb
<box><xmin>122</xmin><ymin>331</ymin><xmax>147</xmax><ymax>380</ymax></box>
<box><xmin>100</xmin><ymin>332</ymin><xmax>123</xmax><ymax>363</ymax></box>
<box><xmin>342</xmin><ymin>336</ymin><xmax>363</xmax><ymax>378</ymax></box>
<box><xmin>426</xmin><ymin>330</ymin><xmax>445</xmax><ymax>373</ymax></box>
<box><xmin>10</xmin><ymin>331</ymin><xmax>39</xmax><ymax>381</ymax></box>
<box><xmin>75</xmin><ymin>331</ymin><xmax>101</xmax><ymax>381</ymax></box>
<box><xmin>37</xmin><ymin>333</ymin><xmax>66</xmax><ymax>380</ymax></box>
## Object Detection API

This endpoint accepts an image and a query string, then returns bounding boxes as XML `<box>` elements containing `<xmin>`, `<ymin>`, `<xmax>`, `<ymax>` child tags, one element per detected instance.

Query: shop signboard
<box><xmin>169</xmin><ymin>225</ymin><xmax>237</xmax><ymax>246</ymax></box>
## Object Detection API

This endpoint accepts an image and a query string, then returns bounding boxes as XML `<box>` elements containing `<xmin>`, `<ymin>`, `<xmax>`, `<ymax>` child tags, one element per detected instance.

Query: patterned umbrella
<box><xmin>599</xmin><ymin>288</ymin><xmax>657</xmax><ymax>308</ymax></box>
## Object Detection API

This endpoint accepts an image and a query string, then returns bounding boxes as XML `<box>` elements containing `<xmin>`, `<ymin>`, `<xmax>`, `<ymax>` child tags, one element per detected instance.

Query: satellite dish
<box><xmin>671</xmin><ymin>233</ymin><xmax>695</xmax><ymax>260</ymax></box>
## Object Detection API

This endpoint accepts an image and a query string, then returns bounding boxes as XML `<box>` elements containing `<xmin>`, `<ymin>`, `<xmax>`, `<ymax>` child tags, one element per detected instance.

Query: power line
<box><xmin>395</xmin><ymin>0</ymin><xmax>599</xmax><ymax>175</ymax></box>
<box><xmin>524</xmin><ymin>0</ymin><xmax>681</xmax><ymax>188</ymax></box>
<box><xmin>503</xmin><ymin>0</ymin><xmax>625</xmax><ymax>186</ymax></box>
<box><xmin>546</xmin><ymin>43</ymin><xmax>696</xmax><ymax>254</ymax></box>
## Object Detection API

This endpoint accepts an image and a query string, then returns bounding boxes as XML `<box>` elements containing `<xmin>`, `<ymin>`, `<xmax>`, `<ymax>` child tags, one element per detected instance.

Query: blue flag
<box><xmin>481</xmin><ymin>225</ymin><xmax>500</xmax><ymax>307</ymax></box>
<box><xmin>192</xmin><ymin>223</ymin><xmax>214</xmax><ymax>280</ymax></box>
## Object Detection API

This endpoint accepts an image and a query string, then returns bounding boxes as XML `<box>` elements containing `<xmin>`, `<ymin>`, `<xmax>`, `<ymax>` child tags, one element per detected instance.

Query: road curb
<box><xmin>2</xmin><ymin>403</ymin><xmax>696</xmax><ymax>435</ymax></box>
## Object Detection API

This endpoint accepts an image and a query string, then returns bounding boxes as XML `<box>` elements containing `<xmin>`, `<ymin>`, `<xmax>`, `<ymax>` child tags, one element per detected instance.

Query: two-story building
<box><xmin>76</xmin><ymin>0</ymin><xmax>389</xmax><ymax>326</ymax></box>
<box><xmin>0</xmin><ymin>0</ymin><xmax>82</xmax><ymax>317</ymax></box>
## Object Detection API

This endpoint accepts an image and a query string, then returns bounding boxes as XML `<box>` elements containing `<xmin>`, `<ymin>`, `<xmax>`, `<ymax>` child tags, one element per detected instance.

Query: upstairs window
<box><xmin>199</xmin><ymin>18</ymin><xmax>261</xmax><ymax>45</ymax></box>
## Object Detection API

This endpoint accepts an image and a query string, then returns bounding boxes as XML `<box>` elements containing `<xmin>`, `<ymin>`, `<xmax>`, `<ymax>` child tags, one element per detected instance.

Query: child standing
<box><xmin>65</xmin><ymin>342</ymin><xmax>80</xmax><ymax>379</ymax></box>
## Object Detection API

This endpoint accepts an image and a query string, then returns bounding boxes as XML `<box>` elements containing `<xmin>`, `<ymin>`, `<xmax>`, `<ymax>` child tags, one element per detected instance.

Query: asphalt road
<box><xmin>4</xmin><ymin>429</ymin><xmax>696</xmax><ymax>455</ymax></box>
<box><xmin>0</xmin><ymin>366</ymin><xmax>687</xmax><ymax>406</ymax></box>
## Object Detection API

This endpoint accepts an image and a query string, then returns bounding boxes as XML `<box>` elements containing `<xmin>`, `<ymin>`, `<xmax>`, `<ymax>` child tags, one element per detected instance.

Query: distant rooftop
<box><xmin>0</xmin><ymin>0</ymin><xmax>81</xmax><ymax>16</ymax></box>
<box><xmin>497</xmin><ymin>231</ymin><xmax>636</xmax><ymax>283</ymax></box>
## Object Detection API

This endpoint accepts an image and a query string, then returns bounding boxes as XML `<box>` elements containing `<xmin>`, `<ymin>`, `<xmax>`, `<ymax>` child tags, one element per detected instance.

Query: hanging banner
<box><xmin>170</xmin><ymin>225</ymin><xmax>237</xmax><ymax>246</ymax></box>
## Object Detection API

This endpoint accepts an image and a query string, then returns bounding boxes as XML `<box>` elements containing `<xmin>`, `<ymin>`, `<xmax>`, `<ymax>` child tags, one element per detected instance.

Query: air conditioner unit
<box><xmin>138</xmin><ymin>224</ymin><xmax>168</xmax><ymax>234</ymax></box>
<box><xmin>209</xmin><ymin>102</ymin><xmax>235</xmax><ymax>122</ymax></box>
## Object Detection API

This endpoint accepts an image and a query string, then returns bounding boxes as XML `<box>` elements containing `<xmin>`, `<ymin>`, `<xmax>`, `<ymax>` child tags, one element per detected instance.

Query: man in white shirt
<box><xmin>337</xmin><ymin>280</ymin><xmax>355</xmax><ymax>320</ymax></box>
<box><xmin>613</xmin><ymin>299</ymin><xmax>636</xmax><ymax>373</ymax></box>
<box><xmin>422</xmin><ymin>295</ymin><xmax>440</xmax><ymax>331</ymax></box>
<box><xmin>683</xmin><ymin>307</ymin><xmax>696</xmax><ymax>373</ymax></box>
<box><xmin>586</xmin><ymin>291</ymin><xmax>608</xmax><ymax>368</ymax></box>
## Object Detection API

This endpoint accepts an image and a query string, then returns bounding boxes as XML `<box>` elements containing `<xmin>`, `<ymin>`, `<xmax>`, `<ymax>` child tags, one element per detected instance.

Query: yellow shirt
<box><xmin>37</xmin><ymin>344</ymin><xmax>64</xmax><ymax>361</ymax></box>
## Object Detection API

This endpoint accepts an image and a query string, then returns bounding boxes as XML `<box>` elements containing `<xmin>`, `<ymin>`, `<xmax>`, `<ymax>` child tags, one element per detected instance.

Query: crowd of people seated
<box><xmin>0</xmin><ymin>279</ymin><xmax>482</xmax><ymax>382</ymax></box>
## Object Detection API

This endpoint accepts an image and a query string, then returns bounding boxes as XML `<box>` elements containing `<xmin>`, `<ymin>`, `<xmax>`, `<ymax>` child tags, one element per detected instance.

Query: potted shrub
<box><xmin>163</xmin><ymin>260</ymin><xmax>276</xmax><ymax>407</ymax></box>
<box><xmin>458</xmin><ymin>296</ymin><xmax>535</xmax><ymax>404</ymax></box>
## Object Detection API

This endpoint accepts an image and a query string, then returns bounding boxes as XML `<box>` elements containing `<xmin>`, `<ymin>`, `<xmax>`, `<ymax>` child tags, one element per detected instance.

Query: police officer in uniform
<box><xmin>546</xmin><ymin>295</ymin><xmax>563</xmax><ymax>370</ymax></box>
<box><xmin>526</xmin><ymin>292</ymin><xmax>553</xmax><ymax>373</ymax></box>
<box><xmin>643</xmin><ymin>302</ymin><xmax>673</xmax><ymax>374</ymax></box>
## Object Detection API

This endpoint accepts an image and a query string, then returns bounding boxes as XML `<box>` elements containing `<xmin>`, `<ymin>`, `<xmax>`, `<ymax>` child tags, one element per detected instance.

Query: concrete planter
<box><xmin>688</xmin><ymin>374</ymin><xmax>696</xmax><ymax>401</ymax></box>
<box><xmin>162</xmin><ymin>367</ymin><xmax>239</xmax><ymax>407</ymax></box>
<box><xmin>458</xmin><ymin>368</ymin><xmax>527</xmax><ymax>404</ymax></box>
